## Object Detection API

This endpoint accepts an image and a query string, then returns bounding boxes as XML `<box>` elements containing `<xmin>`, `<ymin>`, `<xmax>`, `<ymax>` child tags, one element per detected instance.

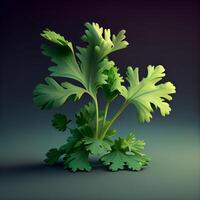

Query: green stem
<box><xmin>100</xmin><ymin>101</ymin><xmax>129</xmax><ymax>139</ymax></box>
<box><xmin>102</xmin><ymin>101</ymin><xmax>110</xmax><ymax>126</ymax></box>
<box><xmin>93</xmin><ymin>98</ymin><xmax>99</xmax><ymax>139</ymax></box>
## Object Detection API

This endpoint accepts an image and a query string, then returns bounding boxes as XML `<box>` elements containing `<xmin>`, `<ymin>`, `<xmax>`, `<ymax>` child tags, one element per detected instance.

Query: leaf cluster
<box><xmin>33</xmin><ymin>22</ymin><xmax>176</xmax><ymax>171</ymax></box>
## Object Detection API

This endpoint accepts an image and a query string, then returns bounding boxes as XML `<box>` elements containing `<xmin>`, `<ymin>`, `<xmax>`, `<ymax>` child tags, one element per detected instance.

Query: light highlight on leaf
<box><xmin>33</xmin><ymin>77</ymin><xmax>86</xmax><ymax>109</ymax></box>
<box><xmin>122</xmin><ymin>65</ymin><xmax>176</xmax><ymax>122</ymax></box>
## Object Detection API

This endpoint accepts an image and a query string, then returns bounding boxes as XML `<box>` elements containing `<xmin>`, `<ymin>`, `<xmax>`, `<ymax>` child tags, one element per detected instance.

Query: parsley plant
<box><xmin>33</xmin><ymin>22</ymin><xmax>176</xmax><ymax>172</ymax></box>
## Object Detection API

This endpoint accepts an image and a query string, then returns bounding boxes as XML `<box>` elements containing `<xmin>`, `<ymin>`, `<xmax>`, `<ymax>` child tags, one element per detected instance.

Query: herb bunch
<box><xmin>33</xmin><ymin>22</ymin><xmax>176</xmax><ymax>172</ymax></box>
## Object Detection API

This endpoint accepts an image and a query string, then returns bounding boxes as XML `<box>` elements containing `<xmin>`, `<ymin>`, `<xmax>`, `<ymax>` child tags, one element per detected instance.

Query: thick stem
<box><xmin>85</xmin><ymin>92</ymin><xmax>99</xmax><ymax>139</ymax></box>
<box><xmin>102</xmin><ymin>101</ymin><xmax>110</xmax><ymax>126</ymax></box>
<box><xmin>93</xmin><ymin>98</ymin><xmax>99</xmax><ymax>139</ymax></box>
<box><xmin>100</xmin><ymin>101</ymin><xmax>129</xmax><ymax>139</ymax></box>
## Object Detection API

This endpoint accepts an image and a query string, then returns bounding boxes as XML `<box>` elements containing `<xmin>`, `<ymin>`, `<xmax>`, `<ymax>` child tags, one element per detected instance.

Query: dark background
<box><xmin>0</xmin><ymin>0</ymin><xmax>199</xmax><ymax>200</ymax></box>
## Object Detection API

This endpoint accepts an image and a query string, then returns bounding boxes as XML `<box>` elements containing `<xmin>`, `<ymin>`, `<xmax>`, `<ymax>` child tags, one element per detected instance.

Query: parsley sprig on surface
<box><xmin>33</xmin><ymin>22</ymin><xmax>176</xmax><ymax>172</ymax></box>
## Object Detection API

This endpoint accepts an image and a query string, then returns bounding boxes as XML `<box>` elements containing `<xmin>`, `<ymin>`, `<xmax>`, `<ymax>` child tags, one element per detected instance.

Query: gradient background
<box><xmin>0</xmin><ymin>0</ymin><xmax>200</xmax><ymax>200</ymax></box>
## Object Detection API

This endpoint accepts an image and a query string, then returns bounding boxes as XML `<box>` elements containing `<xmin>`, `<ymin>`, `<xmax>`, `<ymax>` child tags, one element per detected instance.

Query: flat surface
<box><xmin>1</xmin><ymin>121</ymin><xmax>199</xmax><ymax>200</ymax></box>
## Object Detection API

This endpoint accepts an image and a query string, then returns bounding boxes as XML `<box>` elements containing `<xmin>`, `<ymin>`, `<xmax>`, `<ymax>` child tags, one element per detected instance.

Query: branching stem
<box><xmin>100</xmin><ymin>101</ymin><xmax>129</xmax><ymax>139</ymax></box>
<box><xmin>102</xmin><ymin>101</ymin><xmax>110</xmax><ymax>126</ymax></box>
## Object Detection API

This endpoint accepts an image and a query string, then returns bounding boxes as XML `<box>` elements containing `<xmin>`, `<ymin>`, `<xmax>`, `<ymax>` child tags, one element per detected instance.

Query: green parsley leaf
<box><xmin>33</xmin><ymin>77</ymin><xmax>86</xmax><ymax>109</ymax></box>
<box><xmin>100</xmin><ymin>134</ymin><xmax>149</xmax><ymax>171</ymax></box>
<box><xmin>77</xmin><ymin>22</ymin><xmax>128</xmax><ymax>96</ymax></box>
<box><xmin>59</xmin><ymin>128</ymin><xmax>84</xmax><ymax>154</ymax></box>
<box><xmin>64</xmin><ymin>148</ymin><xmax>92</xmax><ymax>172</ymax></box>
<box><xmin>75</xmin><ymin>101</ymin><xmax>96</xmax><ymax>127</ymax></box>
<box><xmin>120</xmin><ymin>133</ymin><xmax>145</xmax><ymax>154</ymax></box>
<box><xmin>101</xmin><ymin>148</ymin><xmax>149</xmax><ymax>171</ymax></box>
<box><xmin>41</xmin><ymin>30</ymin><xmax>84</xmax><ymax>84</ymax></box>
<box><xmin>122</xmin><ymin>65</ymin><xmax>176</xmax><ymax>122</ymax></box>
<box><xmin>44</xmin><ymin>148</ymin><xmax>64</xmax><ymax>165</ymax></box>
<box><xmin>103</xmin><ymin>65</ymin><xmax>126</xmax><ymax>102</ymax></box>
<box><xmin>83</xmin><ymin>137</ymin><xmax>112</xmax><ymax>156</ymax></box>
<box><xmin>52</xmin><ymin>113</ymin><xmax>71</xmax><ymax>132</ymax></box>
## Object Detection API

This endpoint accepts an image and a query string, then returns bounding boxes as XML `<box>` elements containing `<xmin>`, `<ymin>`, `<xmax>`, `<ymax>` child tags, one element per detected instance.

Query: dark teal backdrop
<box><xmin>0</xmin><ymin>0</ymin><xmax>199</xmax><ymax>200</ymax></box>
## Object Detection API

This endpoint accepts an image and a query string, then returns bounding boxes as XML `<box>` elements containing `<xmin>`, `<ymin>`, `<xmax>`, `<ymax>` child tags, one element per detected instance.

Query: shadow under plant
<box><xmin>33</xmin><ymin>22</ymin><xmax>176</xmax><ymax>172</ymax></box>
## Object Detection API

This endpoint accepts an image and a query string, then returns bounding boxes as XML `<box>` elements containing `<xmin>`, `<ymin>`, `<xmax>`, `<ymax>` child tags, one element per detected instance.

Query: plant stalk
<box><xmin>100</xmin><ymin>101</ymin><xmax>129</xmax><ymax>139</ymax></box>
<box><xmin>102</xmin><ymin>101</ymin><xmax>110</xmax><ymax>126</ymax></box>
<box><xmin>93</xmin><ymin>98</ymin><xmax>99</xmax><ymax>139</ymax></box>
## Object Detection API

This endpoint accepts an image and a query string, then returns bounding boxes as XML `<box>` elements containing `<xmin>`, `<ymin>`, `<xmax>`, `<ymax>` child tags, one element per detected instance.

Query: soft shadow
<box><xmin>0</xmin><ymin>159</ymin><xmax>108</xmax><ymax>177</ymax></box>
<box><xmin>0</xmin><ymin>162</ymin><xmax>63</xmax><ymax>176</ymax></box>
<box><xmin>0</xmin><ymin>158</ymin><xmax>145</xmax><ymax>176</ymax></box>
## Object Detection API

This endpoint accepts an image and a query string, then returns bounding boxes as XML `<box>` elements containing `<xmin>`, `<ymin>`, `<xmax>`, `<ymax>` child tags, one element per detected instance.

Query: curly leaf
<box><xmin>41</xmin><ymin>24</ymin><xmax>128</xmax><ymax>98</ymax></box>
<box><xmin>83</xmin><ymin>137</ymin><xmax>112</xmax><ymax>155</ymax></box>
<box><xmin>52</xmin><ymin>113</ymin><xmax>71</xmax><ymax>132</ymax></box>
<box><xmin>103</xmin><ymin>65</ymin><xmax>126</xmax><ymax>101</ymax></box>
<box><xmin>59</xmin><ymin>128</ymin><xmax>84</xmax><ymax>154</ymax></box>
<box><xmin>81</xmin><ymin>23</ymin><xmax>128</xmax><ymax>59</ymax></box>
<box><xmin>101</xmin><ymin>134</ymin><xmax>149</xmax><ymax>171</ymax></box>
<box><xmin>33</xmin><ymin>77</ymin><xmax>86</xmax><ymax>109</ymax></box>
<box><xmin>101</xmin><ymin>148</ymin><xmax>149</xmax><ymax>171</ymax></box>
<box><xmin>41</xmin><ymin>29</ymin><xmax>73</xmax><ymax>47</ymax></box>
<box><xmin>112</xmin><ymin>30</ymin><xmax>129</xmax><ymax>52</ymax></box>
<box><xmin>64</xmin><ymin>149</ymin><xmax>92</xmax><ymax>172</ymax></box>
<box><xmin>44</xmin><ymin>148</ymin><xmax>64</xmax><ymax>165</ymax></box>
<box><xmin>75</xmin><ymin>101</ymin><xmax>96</xmax><ymax>127</ymax></box>
<box><xmin>115</xmin><ymin>133</ymin><xmax>145</xmax><ymax>155</ymax></box>
<box><xmin>122</xmin><ymin>65</ymin><xmax>176</xmax><ymax>122</ymax></box>
<box><xmin>41</xmin><ymin>30</ymin><xmax>84</xmax><ymax>84</ymax></box>
<box><xmin>77</xmin><ymin>22</ymin><xmax>128</xmax><ymax>95</ymax></box>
